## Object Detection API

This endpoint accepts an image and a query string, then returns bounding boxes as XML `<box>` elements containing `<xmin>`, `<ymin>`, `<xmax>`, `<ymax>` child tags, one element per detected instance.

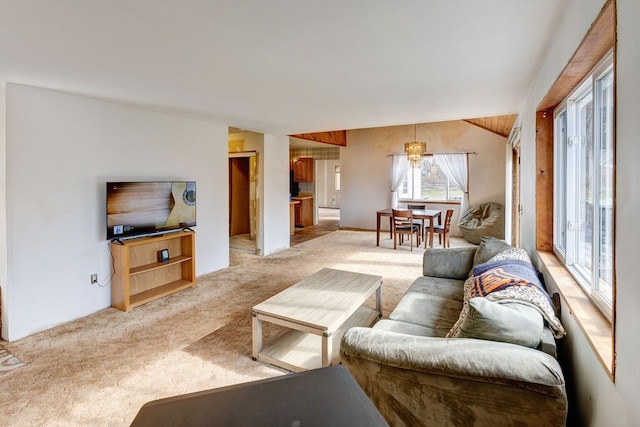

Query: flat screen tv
<box><xmin>106</xmin><ymin>181</ymin><xmax>196</xmax><ymax>240</ymax></box>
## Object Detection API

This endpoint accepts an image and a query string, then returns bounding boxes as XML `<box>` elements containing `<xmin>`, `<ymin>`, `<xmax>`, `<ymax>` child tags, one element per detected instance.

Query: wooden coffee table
<box><xmin>252</xmin><ymin>268</ymin><xmax>383</xmax><ymax>372</ymax></box>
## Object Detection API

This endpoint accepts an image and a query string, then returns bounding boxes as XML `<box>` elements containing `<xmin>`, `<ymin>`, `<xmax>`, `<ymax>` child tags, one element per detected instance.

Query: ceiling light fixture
<box><xmin>404</xmin><ymin>124</ymin><xmax>426</xmax><ymax>168</ymax></box>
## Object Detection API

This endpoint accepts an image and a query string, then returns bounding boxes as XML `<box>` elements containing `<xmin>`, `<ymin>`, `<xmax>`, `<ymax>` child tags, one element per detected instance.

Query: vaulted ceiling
<box><xmin>465</xmin><ymin>115</ymin><xmax>518</xmax><ymax>138</ymax></box>
<box><xmin>0</xmin><ymin>1</ymin><xmax>563</xmax><ymax>136</ymax></box>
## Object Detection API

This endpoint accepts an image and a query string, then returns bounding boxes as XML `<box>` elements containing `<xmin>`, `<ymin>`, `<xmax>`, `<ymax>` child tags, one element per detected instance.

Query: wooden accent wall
<box><xmin>290</xmin><ymin>130</ymin><xmax>347</xmax><ymax>147</ymax></box>
<box><xmin>464</xmin><ymin>114</ymin><xmax>517</xmax><ymax>138</ymax></box>
<box><xmin>538</xmin><ymin>0</ymin><xmax>615</xmax><ymax>111</ymax></box>
<box><xmin>536</xmin><ymin>111</ymin><xmax>554</xmax><ymax>251</ymax></box>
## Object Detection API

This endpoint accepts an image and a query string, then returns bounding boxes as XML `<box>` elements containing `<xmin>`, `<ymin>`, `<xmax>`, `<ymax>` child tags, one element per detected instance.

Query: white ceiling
<box><xmin>0</xmin><ymin>1</ymin><xmax>564</xmax><ymax>136</ymax></box>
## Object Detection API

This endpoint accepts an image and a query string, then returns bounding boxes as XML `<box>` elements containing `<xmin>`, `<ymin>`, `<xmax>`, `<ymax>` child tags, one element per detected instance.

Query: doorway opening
<box><xmin>315</xmin><ymin>159</ymin><xmax>341</xmax><ymax>223</ymax></box>
<box><xmin>229</xmin><ymin>152</ymin><xmax>258</xmax><ymax>253</ymax></box>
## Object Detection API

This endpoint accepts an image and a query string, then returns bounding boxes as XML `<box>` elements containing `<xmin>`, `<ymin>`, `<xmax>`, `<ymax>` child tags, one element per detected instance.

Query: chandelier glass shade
<box><xmin>404</xmin><ymin>124</ymin><xmax>427</xmax><ymax>168</ymax></box>
<box><xmin>404</xmin><ymin>141</ymin><xmax>427</xmax><ymax>168</ymax></box>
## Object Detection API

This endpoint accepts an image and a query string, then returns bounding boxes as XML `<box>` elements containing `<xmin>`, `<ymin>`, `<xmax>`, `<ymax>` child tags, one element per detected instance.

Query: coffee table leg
<box><xmin>322</xmin><ymin>332</ymin><xmax>332</xmax><ymax>367</ymax></box>
<box><xmin>251</xmin><ymin>313</ymin><xmax>262</xmax><ymax>361</ymax></box>
<box><xmin>376</xmin><ymin>284</ymin><xmax>382</xmax><ymax>318</ymax></box>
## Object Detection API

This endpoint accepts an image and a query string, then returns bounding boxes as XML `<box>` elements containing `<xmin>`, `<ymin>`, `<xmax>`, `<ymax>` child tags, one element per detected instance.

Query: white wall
<box><xmin>238</xmin><ymin>131</ymin><xmax>290</xmax><ymax>256</ymax></box>
<box><xmin>0</xmin><ymin>83</ymin><xmax>7</xmax><ymax>323</ymax></box>
<box><xmin>1</xmin><ymin>83</ymin><xmax>229</xmax><ymax>341</ymax></box>
<box><xmin>262</xmin><ymin>134</ymin><xmax>290</xmax><ymax>255</ymax></box>
<box><xmin>341</xmin><ymin>120</ymin><xmax>507</xmax><ymax>234</ymax></box>
<box><xmin>614</xmin><ymin>0</ymin><xmax>640</xmax><ymax>424</ymax></box>
<box><xmin>518</xmin><ymin>0</ymin><xmax>640</xmax><ymax>424</ymax></box>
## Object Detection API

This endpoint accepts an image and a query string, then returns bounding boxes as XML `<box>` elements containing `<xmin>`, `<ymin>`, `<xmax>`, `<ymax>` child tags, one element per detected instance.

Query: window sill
<box><xmin>536</xmin><ymin>250</ymin><xmax>614</xmax><ymax>379</ymax></box>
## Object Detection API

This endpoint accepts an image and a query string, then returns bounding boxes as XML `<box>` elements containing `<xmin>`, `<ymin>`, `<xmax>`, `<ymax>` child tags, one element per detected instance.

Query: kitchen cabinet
<box><xmin>293</xmin><ymin>196</ymin><xmax>314</xmax><ymax>228</ymax></box>
<box><xmin>289</xmin><ymin>201</ymin><xmax>299</xmax><ymax>235</ymax></box>
<box><xmin>293</xmin><ymin>158</ymin><xmax>314</xmax><ymax>182</ymax></box>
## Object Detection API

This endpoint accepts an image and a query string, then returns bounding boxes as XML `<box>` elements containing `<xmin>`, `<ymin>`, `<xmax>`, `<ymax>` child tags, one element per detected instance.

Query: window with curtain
<box><xmin>553</xmin><ymin>50</ymin><xmax>614</xmax><ymax>319</ymax></box>
<box><xmin>399</xmin><ymin>156</ymin><xmax>463</xmax><ymax>201</ymax></box>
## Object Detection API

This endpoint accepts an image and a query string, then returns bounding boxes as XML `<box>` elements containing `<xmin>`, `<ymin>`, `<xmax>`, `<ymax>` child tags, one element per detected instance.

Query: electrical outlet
<box><xmin>90</xmin><ymin>274</ymin><xmax>98</xmax><ymax>285</ymax></box>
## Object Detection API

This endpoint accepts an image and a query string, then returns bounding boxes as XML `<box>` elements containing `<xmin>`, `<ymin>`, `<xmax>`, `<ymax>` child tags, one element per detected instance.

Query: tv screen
<box><xmin>106</xmin><ymin>181</ymin><xmax>196</xmax><ymax>240</ymax></box>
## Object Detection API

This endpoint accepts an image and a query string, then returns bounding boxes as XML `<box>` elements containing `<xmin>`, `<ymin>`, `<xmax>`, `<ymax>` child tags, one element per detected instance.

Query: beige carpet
<box><xmin>0</xmin><ymin>230</ymin><xmax>469</xmax><ymax>426</ymax></box>
<box><xmin>0</xmin><ymin>349</ymin><xmax>25</xmax><ymax>375</ymax></box>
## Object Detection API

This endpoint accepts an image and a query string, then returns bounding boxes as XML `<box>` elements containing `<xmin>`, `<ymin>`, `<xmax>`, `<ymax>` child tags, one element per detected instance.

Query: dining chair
<box><xmin>432</xmin><ymin>209</ymin><xmax>454</xmax><ymax>248</ymax></box>
<box><xmin>391</xmin><ymin>209</ymin><xmax>421</xmax><ymax>250</ymax></box>
<box><xmin>407</xmin><ymin>204</ymin><xmax>426</xmax><ymax>241</ymax></box>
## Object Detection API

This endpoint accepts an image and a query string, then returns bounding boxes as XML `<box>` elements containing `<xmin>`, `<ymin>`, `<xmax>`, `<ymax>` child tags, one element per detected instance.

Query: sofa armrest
<box><xmin>340</xmin><ymin>327</ymin><xmax>565</xmax><ymax>397</ymax></box>
<box><xmin>423</xmin><ymin>247</ymin><xmax>476</xmax><ymax>279</ymax></box>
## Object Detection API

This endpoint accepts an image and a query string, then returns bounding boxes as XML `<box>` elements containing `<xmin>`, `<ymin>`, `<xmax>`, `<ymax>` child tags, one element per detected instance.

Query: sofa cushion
<box><xmin>423</xmin><ymin>247</ymin><xmax>476</xmax><ymax>280</ymax></box>
<box><xmin>485</xmin><ymin>246</ymin><xmax>532</xmax><ymax>264</ymax></box>
<box><xmin>451</xmin><ymin>246</ymin><xmax>538</xmax><ymax>339</ymax></box>
<box><xmin>455</xmin><ymin>298</ymin><xmax>544</xmax><ymax>348</ymax></box>
<box><xmin>373</xmin><ymin>319</ymin><xmax>450</xmax><ymax>337</ymax></box>
<box><xmin>389</xmin><ymin>292</ymin><xmax>462</xmax><ymax>331</ymax></box>
<box><xmin>470</xmin><ymin>236</ymin><xmax>513</xmax><ymax>275</ymax></box>
<box><xmin>538</xmin><ymin>327</ymin><xmax>558</xmax><ymax>357</ymax></box>
<box><xmin>446</xmin><ymin>276</ymin><xmax>474</xmax><ymax>337</ymax></box>
<box><xmin>405</xmin><ymin>276</ymin><xmax>464</xmax><ymax>300</ymax></box>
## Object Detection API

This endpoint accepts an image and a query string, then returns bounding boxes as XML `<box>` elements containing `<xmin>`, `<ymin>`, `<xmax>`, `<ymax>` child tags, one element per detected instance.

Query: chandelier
<box><xmin>404</xmin><ymin>125</ymin><xmax>427</xmax><ymax>168</ymax></box>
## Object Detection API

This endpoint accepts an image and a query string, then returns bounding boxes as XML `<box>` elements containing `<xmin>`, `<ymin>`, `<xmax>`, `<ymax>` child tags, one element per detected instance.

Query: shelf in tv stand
<box><xmin>129</xmin><ymin>279</ymin><xmax>194</xmax><ymax>308</ymax></box>
<box><xmin>129</xmin><ymin>255</ymin><xmax>192</xmax><ymax>276</ymax></box>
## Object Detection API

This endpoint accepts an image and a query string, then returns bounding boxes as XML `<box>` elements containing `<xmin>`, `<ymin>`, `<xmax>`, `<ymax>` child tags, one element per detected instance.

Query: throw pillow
<box><xmin>479</xmin><ymin>246</ymin><xmax>566</xmax><ymax>338</ymax></box>
<box><xmin>455</xmin><ymin>298</ymin><xmax>544</xmax><ymax>348</ymax></box>
<box><xmin>486</xmin><ymin>246</ymin><xmax>532</xmax><ymax>264</ymax></box>
<box><xmin>469</xmin><ymin>236</ymin><xmax>513</xmax><ymax>276</ymax></box>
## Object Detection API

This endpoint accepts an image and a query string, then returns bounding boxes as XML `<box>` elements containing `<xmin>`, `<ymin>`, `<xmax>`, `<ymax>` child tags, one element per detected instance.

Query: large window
<box><xmin>399</xmin><ymin>156</ymin><xmax>463</xmax><ymax>201</ymax></box>
<box><xmin>553</xmin><ymin>51</ymin><xmax>614</xmax><ymax>319</ymax></box>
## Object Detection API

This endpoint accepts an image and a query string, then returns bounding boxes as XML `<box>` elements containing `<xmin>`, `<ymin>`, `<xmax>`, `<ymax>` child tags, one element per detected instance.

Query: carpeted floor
<box><xmin>0</xmin><ymin>229</ymin><xmax>471</xmax><ymax>426</ymax></box>
<box><xmin>0</xmin><ymin>349</ymin><xmax>25</xmax><ymax>376</ymax></box>
<box><xmin>230</xmin><ymin>207</ymin><xmax>341</xmax><ymax>252</ymax></box>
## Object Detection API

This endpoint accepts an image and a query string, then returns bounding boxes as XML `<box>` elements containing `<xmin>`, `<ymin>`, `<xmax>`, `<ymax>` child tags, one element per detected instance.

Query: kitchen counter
<box><xmin>292</xmin><ymin>195</ymin><xmax>314</xmax><ymax>228</ymax></box>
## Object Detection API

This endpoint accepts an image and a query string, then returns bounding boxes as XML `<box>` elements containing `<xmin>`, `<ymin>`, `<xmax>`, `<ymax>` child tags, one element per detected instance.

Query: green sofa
<box><xmin>340</xmin><ymin>237</ymin><xmax>567</xmax><ymax>426</ymax></box>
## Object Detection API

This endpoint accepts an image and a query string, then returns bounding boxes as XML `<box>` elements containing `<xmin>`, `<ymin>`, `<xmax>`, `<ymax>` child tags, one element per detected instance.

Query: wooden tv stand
<box><xmin>111</xmin><ymin>231</ymin><xmax>196</xmax><ymax>312</ymax></box>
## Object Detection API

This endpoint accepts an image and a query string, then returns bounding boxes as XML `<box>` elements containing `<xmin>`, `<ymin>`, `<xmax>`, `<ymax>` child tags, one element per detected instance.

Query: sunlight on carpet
<box><xmin>0</xmin><ymin>348</ymin><xmax>26</xmax><ymax>375</ymax></box>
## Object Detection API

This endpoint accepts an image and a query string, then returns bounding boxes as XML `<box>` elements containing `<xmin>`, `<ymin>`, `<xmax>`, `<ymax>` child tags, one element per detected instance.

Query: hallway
<box><xmin>229</xmin><ymin>207</ymin><xmax>340</xmax><ymax>252</ymax></box>
<box><xmin>290</xmin><ymin>207</ymin><xmax>340</xmax><ymax>247</ymax></box>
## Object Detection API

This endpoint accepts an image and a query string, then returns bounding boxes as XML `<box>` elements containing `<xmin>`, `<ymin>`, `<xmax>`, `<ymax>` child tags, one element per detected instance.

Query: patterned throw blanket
<box><xmin>472</xmin><ymin>258</ymin><xmax>566</xmax><ymax>338</ymax></box>
<box><xmin>472</xmin><ymin>259</ymin><xmax>550</xmax><ymax>302</ymax></box>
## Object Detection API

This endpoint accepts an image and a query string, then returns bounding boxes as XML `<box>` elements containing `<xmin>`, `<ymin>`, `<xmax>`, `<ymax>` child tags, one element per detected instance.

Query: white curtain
<box><xmin>433</xmin><ymin>153</ymin><xmax>469</xmax><ymax>218</ymax></box>
<box><xmin>390</xmin><ymin>155</ymin><xmax>410</xmax><ymax>209</ymax></box>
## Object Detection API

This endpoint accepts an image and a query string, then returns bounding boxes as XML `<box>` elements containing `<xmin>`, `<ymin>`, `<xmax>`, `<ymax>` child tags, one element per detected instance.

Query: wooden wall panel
<box><xmin>290</xmin><ymin>130</ymin><xmax>347</xmax><ymax>147</ymax></box>
<box><xmin>536</xmin><ymin>111</ymin><xmax>554</xmax><ymax>251</ymax></box>
<box><xmin>538</xmin><ymin>0</ymin><xmax>615</xmax><ymax>111</ymax></box>
<box><xmin>464</xmin><ymin>114</ymin><xmax>517</xmax><ymax>137</ymax></box>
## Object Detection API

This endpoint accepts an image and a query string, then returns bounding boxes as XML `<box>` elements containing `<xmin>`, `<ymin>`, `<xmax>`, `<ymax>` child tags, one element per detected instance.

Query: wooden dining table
<box><xmin>376</xmin><ymin>208</ymin><xmax>442</xmax><ymax>248</ymax></box>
